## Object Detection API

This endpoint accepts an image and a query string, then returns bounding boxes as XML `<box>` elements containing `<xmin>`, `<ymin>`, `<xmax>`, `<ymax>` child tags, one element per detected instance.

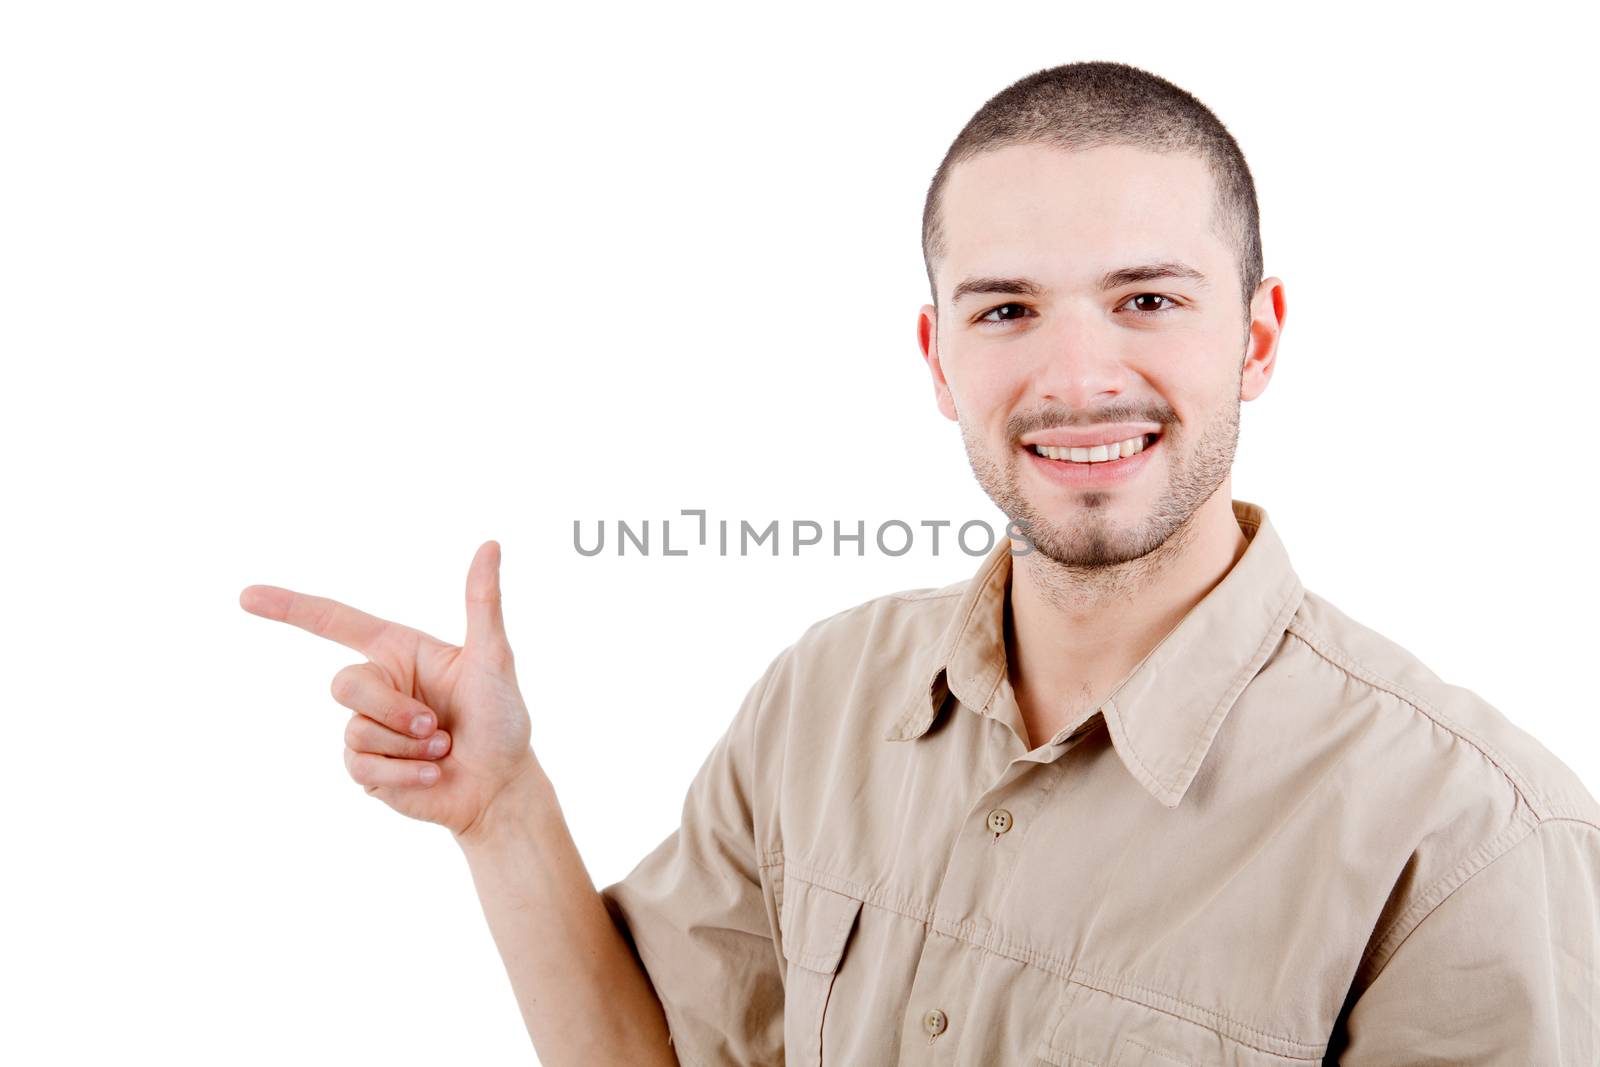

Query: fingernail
<box><xmin>419</xmin><ymin>764</ymin><xmax>440</xmax><ymax>784</ymax></box>
<box><xmin>411</xmin><ymin>715</ymin><xmax>433</xmax><ymax>736</ymax></box>
<box><xmin>427</xmin><ymin>734</ymin><xmax>448</xmax><ymax>757</ymax></box>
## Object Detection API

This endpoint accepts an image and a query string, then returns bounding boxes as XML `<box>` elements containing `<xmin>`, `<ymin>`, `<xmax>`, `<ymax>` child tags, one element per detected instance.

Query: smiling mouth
<box><xmin>1026</xmin><ymin>432</ymin><xmax>1161</xmax><ymax>464</ymax></box>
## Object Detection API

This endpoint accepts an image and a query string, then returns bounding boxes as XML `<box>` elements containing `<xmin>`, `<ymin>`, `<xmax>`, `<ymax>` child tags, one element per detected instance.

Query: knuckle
<box><xmin>381</xmin><ymin>698</ymin><xmax>413</xmax><ymax>731</ymax></box>
<box><xmin>346</xmin><ymin>749</ymin><xmax>378</xmax><ymax>788</ymax></box>
<box><xmin>343</xmin><ymin>714</ymin><xmax>365</xmax><ymax>750</ymax></box>
<box><xmin>329</xmin><ymin>664</ymin><xmax>365</xmax><ymax>704</ymax></box>
<box><xmin>308</xmin><ymin>599</ymin><xmax>337</xmax><ymax>637</ymax></box>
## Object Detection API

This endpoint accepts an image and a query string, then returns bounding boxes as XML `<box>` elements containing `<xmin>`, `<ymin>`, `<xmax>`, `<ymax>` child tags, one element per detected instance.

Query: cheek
<box><xmin>946</xmin><ymin>360</ymin><xmax>1028</xmax><ymax>436</ymax></box>
<box><xmin>1160</xmin><ymin>385</ymin><xmax>1234</xmax><ymax>446</ymax></box>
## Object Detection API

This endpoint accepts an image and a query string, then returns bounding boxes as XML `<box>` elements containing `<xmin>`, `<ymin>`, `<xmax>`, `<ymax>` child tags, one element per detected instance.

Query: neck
<box><xmin>1005</xmin><ymin>485</ymin><xmax>1250</xmax><ymax>745</ymax></box>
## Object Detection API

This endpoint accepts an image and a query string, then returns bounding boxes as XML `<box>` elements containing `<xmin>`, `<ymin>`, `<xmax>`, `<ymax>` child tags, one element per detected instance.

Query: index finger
<box><xmin>238</xmin><ymin>584</ymin><xmax>396</xmax><ymax>656</ymax></box>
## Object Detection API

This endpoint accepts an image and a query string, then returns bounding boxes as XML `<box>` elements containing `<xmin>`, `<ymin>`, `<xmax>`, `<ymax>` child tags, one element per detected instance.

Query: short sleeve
<box><xmin>598</xmin><ymin>651</ymin><xmax>788</xmax><ymax>1067</ymax></box>
<box><xmin>1334</xmin><ymin>818</ymin><xmax>1600</xmax><ymax>1065</ymax></box>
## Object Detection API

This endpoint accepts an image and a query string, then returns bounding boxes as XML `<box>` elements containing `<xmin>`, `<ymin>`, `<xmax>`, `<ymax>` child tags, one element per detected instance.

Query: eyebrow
<box><xmin>950</xmin><ymin>261</ymin><xmax>1211</xmax><ymax>304</ymax></box>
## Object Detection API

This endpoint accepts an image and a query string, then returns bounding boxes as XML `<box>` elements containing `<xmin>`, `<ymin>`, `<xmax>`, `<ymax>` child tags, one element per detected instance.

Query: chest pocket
<box><xmin>779</xmin><ymin>875</ymin><xmax>863</xmax><ymax>1066</ymax></box>
<box><xmin>1036</xmin><ymin>980</ymin><xmax>1316</xmax><ymax>1067</ymax></box>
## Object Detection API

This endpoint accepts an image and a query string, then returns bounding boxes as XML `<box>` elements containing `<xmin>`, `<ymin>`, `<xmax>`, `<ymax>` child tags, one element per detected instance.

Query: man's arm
<box><xmin>1333</xmin><ymin>818</ymin><xmax>1600</xmax><ymax>1065</ymax></box>
<box><xmin>595</xmin><ymin>649</ymin><xmax>791</xmax><ymax>1066</ymax></box>
<box><xmin>454</xmin><ymin>760</ymin><xmax>680</xmax><ymax>1066</ymax></box>
<box><xmin>239</xmin><ymin>542</ymin><xmax>680</xmax><ymax>1065</ymax></box>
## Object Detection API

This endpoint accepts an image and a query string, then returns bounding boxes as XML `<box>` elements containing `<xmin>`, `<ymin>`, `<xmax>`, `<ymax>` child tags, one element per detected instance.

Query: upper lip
<box><xmin>1020</xmin><ymin>424</ymin><xmax>1163</xmax><ymax>449</ymax></box>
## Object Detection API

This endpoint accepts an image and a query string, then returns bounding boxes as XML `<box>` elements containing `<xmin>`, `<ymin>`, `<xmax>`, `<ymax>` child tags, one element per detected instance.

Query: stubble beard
<box><xmin>960</xmin><ymin>389</ymin><xmax>1241</xmax><ymax>573</ymax></box>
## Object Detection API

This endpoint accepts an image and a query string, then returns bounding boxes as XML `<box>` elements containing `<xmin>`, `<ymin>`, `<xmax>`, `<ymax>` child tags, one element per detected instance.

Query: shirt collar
<box><xmin>883</xmin><ymin>499</ymin><xmax>1305</xmax><ymax>809</ymax></box>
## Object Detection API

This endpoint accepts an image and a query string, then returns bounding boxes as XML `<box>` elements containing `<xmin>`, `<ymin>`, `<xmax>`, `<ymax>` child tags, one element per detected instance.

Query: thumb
<box><xmin>464</xmin><ymin>540</ymin><xmax>509</xmax><ymax>654</ymax></box>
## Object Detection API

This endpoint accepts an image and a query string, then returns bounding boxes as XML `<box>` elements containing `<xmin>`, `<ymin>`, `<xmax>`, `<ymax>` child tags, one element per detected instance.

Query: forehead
<box><xmin>939</xmin><ymin>142</ymin><xmax>1224</xmax><ymax>279</ymax></box>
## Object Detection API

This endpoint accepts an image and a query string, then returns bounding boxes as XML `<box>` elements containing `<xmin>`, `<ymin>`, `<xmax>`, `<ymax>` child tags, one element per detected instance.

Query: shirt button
<box><xmin>986</xmin><ymin>808</ymin><xmax>1013</xmax><ymax>834</ymax></box>
<box><xmin>923</xmin><ymin>1008</ymin><xmax>948</xmax><ymax>1036</ymax></box>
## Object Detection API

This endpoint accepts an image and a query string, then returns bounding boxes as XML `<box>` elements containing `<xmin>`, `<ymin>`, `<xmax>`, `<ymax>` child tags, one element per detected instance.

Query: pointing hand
<box><xmin>239</xmin><ymin>541</ymin><xmax>536</xmax><ymax>837</ymax></box>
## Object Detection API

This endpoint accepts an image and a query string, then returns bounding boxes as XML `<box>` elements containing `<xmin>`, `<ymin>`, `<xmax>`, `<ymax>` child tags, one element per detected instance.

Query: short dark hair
<box><xmin>921</xmin><ymin>61</ymin><xmax>1262</xmax><ymax>323</ymax></box>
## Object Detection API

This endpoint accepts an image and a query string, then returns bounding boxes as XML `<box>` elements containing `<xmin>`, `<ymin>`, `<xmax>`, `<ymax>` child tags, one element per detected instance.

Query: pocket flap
<box><xmin>780</xmin><ymin>877</ymin><xmax>864</xmax><ymax>974</ymax></box>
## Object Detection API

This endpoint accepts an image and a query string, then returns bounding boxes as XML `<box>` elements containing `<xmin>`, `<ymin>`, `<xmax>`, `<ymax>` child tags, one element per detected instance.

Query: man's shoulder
<box><xmin>746</xmin><ymin>566</ymin><xmax>982</xmax><ymax>737</ymax></box>
<box><xmin>1284</xmin><ymin>586</ymin><xmax>1600</xmax><ymax>828</ymax></box>
<box><xmin>783</xmin><ymin>567</ymin><xmax>975</xmax><ymax>666</ymax></box>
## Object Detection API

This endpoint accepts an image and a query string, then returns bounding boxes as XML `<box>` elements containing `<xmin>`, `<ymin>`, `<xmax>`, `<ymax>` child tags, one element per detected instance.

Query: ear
<box><xmin>1240</xmin><ymin>277</ymin><xmax>1286</xmax><ymax>402</ymax></box>
<box><xmin>918</xmin><ymin>303</ymin><xmax>959</xmax><ymax>422</ymax></box>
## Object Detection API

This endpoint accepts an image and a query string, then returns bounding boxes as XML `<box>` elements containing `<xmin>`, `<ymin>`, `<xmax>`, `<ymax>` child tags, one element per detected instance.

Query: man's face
<box><xmin>918</xmin><ymin>142</ymin><xmax>1277</xmax><ymax>568</ymax></box>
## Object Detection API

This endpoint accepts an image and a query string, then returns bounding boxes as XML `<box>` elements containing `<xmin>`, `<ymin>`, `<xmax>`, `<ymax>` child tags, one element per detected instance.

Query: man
<box><xmin>240</xmin><ymin>61</ymin><xmax>1600</xmax><ymax>1064</ymax></box>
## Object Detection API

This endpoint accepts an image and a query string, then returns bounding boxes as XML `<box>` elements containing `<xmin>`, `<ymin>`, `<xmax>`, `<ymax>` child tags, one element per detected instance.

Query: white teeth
<box><xmin>1031</xmin><ymin>435</ymin><xmax>1150</xmax><ymax>463</ymax></box>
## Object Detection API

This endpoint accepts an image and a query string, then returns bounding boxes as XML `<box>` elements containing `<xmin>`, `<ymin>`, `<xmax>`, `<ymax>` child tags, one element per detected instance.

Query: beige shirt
<box><xmin>599</xmin><ymin>499</ymin><xmax>1600</xmax><ymax>1066</ymax></box>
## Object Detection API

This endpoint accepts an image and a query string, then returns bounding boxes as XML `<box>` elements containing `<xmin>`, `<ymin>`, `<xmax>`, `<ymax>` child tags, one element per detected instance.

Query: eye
<box><xmin>1119</xmin><ymin>292</ymin><xmax>1181</xmax><ymax>315</ymax></box>
<box><xmin>975</xmin><ymin>302</ymin><xmax>1035</xmax><ymax>327</ymax></box>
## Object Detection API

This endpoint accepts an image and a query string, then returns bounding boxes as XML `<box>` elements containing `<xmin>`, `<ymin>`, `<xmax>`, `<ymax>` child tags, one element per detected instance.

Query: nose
<box><xmin>1034</xmin><ymin>317</ymin><xmax>1130</xmax><ymax>409</ymax></box>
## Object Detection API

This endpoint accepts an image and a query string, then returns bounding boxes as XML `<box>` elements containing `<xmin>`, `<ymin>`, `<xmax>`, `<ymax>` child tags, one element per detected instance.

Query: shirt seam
<box><xmin>1354</xmin><ymin>817</ymin><xmax>1599</xmax><ymax>994</ymax></box>
<box><xmin>749</xmin><ymin>646</ymin><xmax>793</xmax><ymax>935</ymax></box>
<box><xmin>1358</xmin><ymin>814</ymin><xmax>1539</xmax><ymax>984</ymax></box>
<box><xmin>781</xmin><ymin>860</ymin><xmax>1328</xmax><ymax>1059</ymax></box>
<box><xmin>1282</xmin><ymin>618</ymin><xmax>1544</xmax><ymax>818</ymax></box>
<box><xmin>1279</xmin><ymin>621</ymin><xmax>1598</xmax><ymax>982</ymax></box>
<box><xmin>887</xmin><ymin>588</ymin><xmax>965</xmax><ymax>603</ymax></box>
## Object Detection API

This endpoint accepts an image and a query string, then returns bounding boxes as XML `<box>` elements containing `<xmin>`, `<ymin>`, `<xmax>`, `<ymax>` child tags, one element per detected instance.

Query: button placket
<box><xmin>907</xmin><ymin>738</ymin><xmax>1073</xmax><ymax>1060</ymax></box>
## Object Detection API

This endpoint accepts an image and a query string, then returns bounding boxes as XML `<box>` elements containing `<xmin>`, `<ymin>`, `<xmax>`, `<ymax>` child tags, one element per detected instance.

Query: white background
<box><xmin>3</xmin><ymin>3</ymin><xmax>1596</xmax><ymax>1063</ymax></box>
